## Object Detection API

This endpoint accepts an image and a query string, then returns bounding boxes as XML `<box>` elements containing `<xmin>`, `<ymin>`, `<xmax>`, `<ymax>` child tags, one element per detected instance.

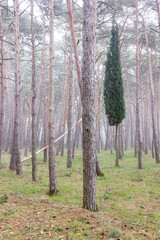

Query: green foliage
<box><xmin>3</xmin><ymin>209</ymin><xmax>14</xmax><ymax>216</ymax></box>
<box><xmin>0</xmin><ymin>194</ymin><xmax>8</xmax><ymax>204</ymax></box>
<box><xmin>103</xmin><ymin>194</ymin><xmax>110</xmax><ymax>200</ymax></box>
<box><xmin>103</xmin><ymin>20</ymin><xmax>125</xmax><ymax>126</ymax></box>
<box><xmin>108</xmin><ymin>229</ymin><xmax>122</xmax><ymax>238</ymax></box>
<box><xmin>55</xmin><ymin>226</ymin><xmax>63</xmax><ymax>232</ymax></box>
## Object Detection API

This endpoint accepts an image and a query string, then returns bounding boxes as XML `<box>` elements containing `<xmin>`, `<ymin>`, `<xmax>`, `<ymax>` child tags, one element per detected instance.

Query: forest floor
<box><xmin>0</xmin><ymin>149</ymin><xmax>160</xmax><ymax>240</ymax></box>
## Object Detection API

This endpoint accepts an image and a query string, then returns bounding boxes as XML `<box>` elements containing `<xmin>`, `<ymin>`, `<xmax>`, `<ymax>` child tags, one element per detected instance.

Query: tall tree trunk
<box><xmin>0</xmin><ymin>10</ymin><xmax>4</xmax><ymax>166</ymax></box>
<box><xmin>9</xmin><ymin>0</ymin><xmax>23</xmax><ymax>175</ymax></box>
<box><xmin>48</xmin><ymin>0</ymin><xmax>58</xmax><ymax>195</ymax></box>
<box><xmin>42</xmin><ymin>8</ymin><xmax>47</xmax><ymax>163</ymax></box>
<box><xmin>82</xmin><ymin>0</ymin><xmax>97</xmax><ymax>211</ymax></box>
<box><xmin>67</xmin><ymin>45</ymin><xmax>73</xmax><ymax>168</ymax></box>
<box><xmin>31</xmin><ymin>0</ymin><xmax>37</xmax><ymax>181</ymax></box>
<box><xmin>67</xmin><ymin>0</ymin><xmax>103</xmax><ymax>176</ymax></box>
<box><xmin>135</xmin><ymin>0</ymin><xmax>143</xmax><ymax>169</ymax></box>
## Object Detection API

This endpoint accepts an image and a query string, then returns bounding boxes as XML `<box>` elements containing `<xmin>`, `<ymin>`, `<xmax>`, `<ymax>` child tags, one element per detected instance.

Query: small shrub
<box><xmin>55</xmin><ymin>226</ymin><xmax>63</xmax><ymax>232</ymax></box>
<box><xmin>108</xmin><ymin>229</ymin><xmax>122</xmax><ymax>238</ymax></box>
<box><xmin>103</xmin><ymin>194</ymin><xmax>110</xmax><ymax>200</ymax></box>
<box><xmin>3</xmin><ymin>209</ymin><xmax>14</xmax><ymax>216</ymax></box>
<box><xmin>0</xmin><ymin>194</ymin><xmax>8</xmax><ymax>204</ymax></box>
<box><xmin>140</xmin><ymin>205</ymin><xmax>145</xmax><ymax>209</ymax></box>
<box><xmin>84</xmin><ymin>232</ymin><xmax>89</xmax><ymax>236</ymax></box>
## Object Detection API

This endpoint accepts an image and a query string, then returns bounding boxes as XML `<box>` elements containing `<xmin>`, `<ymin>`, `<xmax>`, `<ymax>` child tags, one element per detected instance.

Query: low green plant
<box><xmin>3</xmin><ymin>209</ymin><xmax>14</xmax><ymax>216</ymax></box>
<box><xmin>0</xmin><ymin>194</ymin><xmax>8</xmax><ymax>204</ymax></box>
<box><xmin>103</xmin><ymin>194</ymin><xmax>110</xmax><ymax>200</ymax></box>
<box><xmin>56</xmin><ymin>226</ymin><xmax>63</xmax><ymax>232</ymax></box>
<box><xmin>108</xmin><ymin>229</ymin><xmax>122</xmax><ymax>238</ymax></box>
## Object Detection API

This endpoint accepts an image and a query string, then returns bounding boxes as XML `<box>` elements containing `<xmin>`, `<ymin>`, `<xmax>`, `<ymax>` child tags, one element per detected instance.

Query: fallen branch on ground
<box><xmin>21</xmin><ymin>118</ymin><xmax>82</xmax><ymax>163</ymax></box>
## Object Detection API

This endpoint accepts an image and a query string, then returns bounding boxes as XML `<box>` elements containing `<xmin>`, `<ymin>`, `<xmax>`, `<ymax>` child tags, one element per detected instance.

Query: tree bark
<box><xmin>9</xmin><ymin>0</ymin><xmax>23</xmax><ymax>175</ymax></box>
<box><xmin>82</xmin><ymin>0</ymin><xmax>97</xmax><ymax>211</ymax></box>
<box><xmin>31</xmin><ymin>0</ymin><xmax>37</xmax><ymax>181</ymax></box>
<box><xmin>48</xmin><ymin>0</ymin><xmax>58</xmax><ymax>195</ymax></box>
<box><xmin>135</xmin><ymin>0</ymin><xmax>143</xmax><ymax>169</ymax></box>
<box><xmin>0</xmin><ymin>10</ymin><xmax>4</xmax><ymax>166</ymax></box>
<box><xmin>42</xmin><ymin>8</ymin><xmax>47</xmax><ymax>163</ymax></box>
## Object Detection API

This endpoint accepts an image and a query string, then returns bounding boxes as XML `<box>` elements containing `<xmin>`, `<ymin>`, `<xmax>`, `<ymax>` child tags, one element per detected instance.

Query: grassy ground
<box><xmin>0</xmin><ymin>149</ymin><xmax>160</xmax><ymax>240</ymax></box>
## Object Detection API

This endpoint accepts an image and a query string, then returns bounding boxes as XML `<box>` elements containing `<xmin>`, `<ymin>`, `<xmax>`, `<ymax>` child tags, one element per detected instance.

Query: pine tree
<box><xmin>103</xmin><ymin>20</ymin><xmax>125</xmax><ymax>166</ymax></box>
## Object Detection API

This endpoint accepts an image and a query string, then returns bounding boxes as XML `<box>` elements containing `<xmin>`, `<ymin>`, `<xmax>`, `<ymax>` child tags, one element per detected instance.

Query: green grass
<box><xmin>0</xmin><ymin>149</ymin><xmax>160</xmax><ymax>239</ymax></box>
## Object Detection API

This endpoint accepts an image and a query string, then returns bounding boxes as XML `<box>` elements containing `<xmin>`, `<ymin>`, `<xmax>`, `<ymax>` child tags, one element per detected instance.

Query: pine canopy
<box><xmin>103</xmin><ymin>21</ymin><xmax>125</xmax><ymax>126</ymax></box>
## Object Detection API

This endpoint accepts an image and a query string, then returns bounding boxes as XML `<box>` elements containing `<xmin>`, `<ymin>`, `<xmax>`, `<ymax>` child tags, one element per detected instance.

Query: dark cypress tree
<box><xmin>103</xmin><ymin>20</ymin><xmax>125</xmax><ymax>166</ymax></box>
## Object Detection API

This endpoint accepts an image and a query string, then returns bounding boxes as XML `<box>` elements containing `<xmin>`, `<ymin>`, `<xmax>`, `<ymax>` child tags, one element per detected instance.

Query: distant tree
<box><xmin>31</xmin><ymin>0</ymin><xmax>37</xmax><ymax>181</ymax></box>
<box><xmin>103</xmin><ymin>20</ymin><xmax>125</xmax><ymax>167</ymax></box>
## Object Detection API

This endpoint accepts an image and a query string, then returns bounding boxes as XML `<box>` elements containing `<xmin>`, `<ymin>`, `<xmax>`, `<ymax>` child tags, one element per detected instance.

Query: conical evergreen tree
<box><xmin>103</xmin><ymin>20</ymin><xmax>125</xmax><ymax>166</ymax></box>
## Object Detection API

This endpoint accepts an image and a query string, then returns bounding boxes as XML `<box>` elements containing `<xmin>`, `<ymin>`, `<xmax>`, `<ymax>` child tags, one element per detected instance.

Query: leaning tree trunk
<box><xmin>31</xmin><ymin>0</ymin><xmax>37</xmax><ymax>181</ymax></box>
<box><xmin>9</xmin><ymin>0</ymin><xmax>23</xmax><ymax>175</ymax></box>
<box><xmin>48</xmin><ymin>0</ymin><xmax>58</xmax><ymax>195</ymax></box>
<box><xmin>67</xmin><ymin>45</ymin><xmax>73</xmax><ymax>168</ymax></box>
<box><xmin>82</xmin><ymin>0</ymin><xmax>97</xmax><ymax>211</ymax></box>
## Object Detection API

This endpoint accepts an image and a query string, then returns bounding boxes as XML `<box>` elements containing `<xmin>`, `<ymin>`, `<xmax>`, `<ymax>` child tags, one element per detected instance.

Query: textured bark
<box><xmin>9</xmin><ymin>0</ymin><xmax>23</xmax><ymax>175</ymax></box>
<box><xmin>67</xmin><ymin>45</ymin><xmax>73</xmax><ymax>168</ymax></box>
<box><xmin>135</xmin><ymin>0</ymin><xmax>143</xmax><ymax>169</ymax></box>
<box><xmin>31</xmin><ymin>0</ymin><xmax>37</xmax><ymax>181</ymax></box>
<box><xmin>67</xmin><ymin>0</ymin><xmax>103</xmax><ymax>176</ymax></box>
<box><xmin>82</xmin><ymin>0</ymin><xmax>97</xmax><ymax>211</ymax></box>
<box><xmin>48</xmin><ymin>0</ymin><xmax>58</xmax><ymax>195</ymax></box>
<box><xmin>42</xmin><ymin>9</ymin><xmax>47</xmax><ymax>163</ymax></box>
<box><xmin>0</xmin><ymin>10</ymin><xmax>4</xmax><ymax>165</ymax></box>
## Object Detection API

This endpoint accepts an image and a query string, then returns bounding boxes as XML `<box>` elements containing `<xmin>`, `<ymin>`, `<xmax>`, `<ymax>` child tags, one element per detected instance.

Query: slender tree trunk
<box><xmin>42</xmin><ymin>9</ymin><xmax>47</xmax><ymax>163</ymax></box>
<box><xmin>66</xmin><ymin>0</ymin><xmax>82</xmax><ymax>91</ymax></box>
<box><xmin>67</xmin><ymin>45</ymin><xmax>73</xmax><ymax>168</ymax></box>
<box><xmin>135</xmin><ymin>0</ymin><xmax>143</xmax><ymax>169</ymax></box>
<box><xmin>60</xmin><ymin>50</ymin><xmax>67</xmax><ymax>156</ymax></box>
<box><xmin>24</xmin><ymin>88</ymin><xmax>32</xmax><ymax>156</ymax></box>
<box><xmin>72</xmin><ymin>100</ymin><xmax>81</xmax><ymax>158</ymax></box>
<box><xmin>115</xmin><ymin>124</ymin><xmax>119</xmax><ymax>166</ymax></box>
<box><xmin>48</xmin><ymin>0</ymin><xmax>58</xmax><ymax>195</ymax></box>
<box><xmin>31</xmin><ymin>0</ymin><xmax>37</xmax><ymax>181</ymax></box>
<box><xmin>9</xmin><ymin>0</ymin><xmax>23</xmax><ymax>175</ymax></box>
<box><xmin>82</xmin><ymin>0</ymin><xmax>97</xmax><ymax>211</ymax></box>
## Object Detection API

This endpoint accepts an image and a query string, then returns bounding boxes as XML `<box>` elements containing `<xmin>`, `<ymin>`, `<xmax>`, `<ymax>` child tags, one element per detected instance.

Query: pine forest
<box><xmin>0</xmin><ymin>0</ymin><xmax>160</xmax><ymax>239</ymax></box>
